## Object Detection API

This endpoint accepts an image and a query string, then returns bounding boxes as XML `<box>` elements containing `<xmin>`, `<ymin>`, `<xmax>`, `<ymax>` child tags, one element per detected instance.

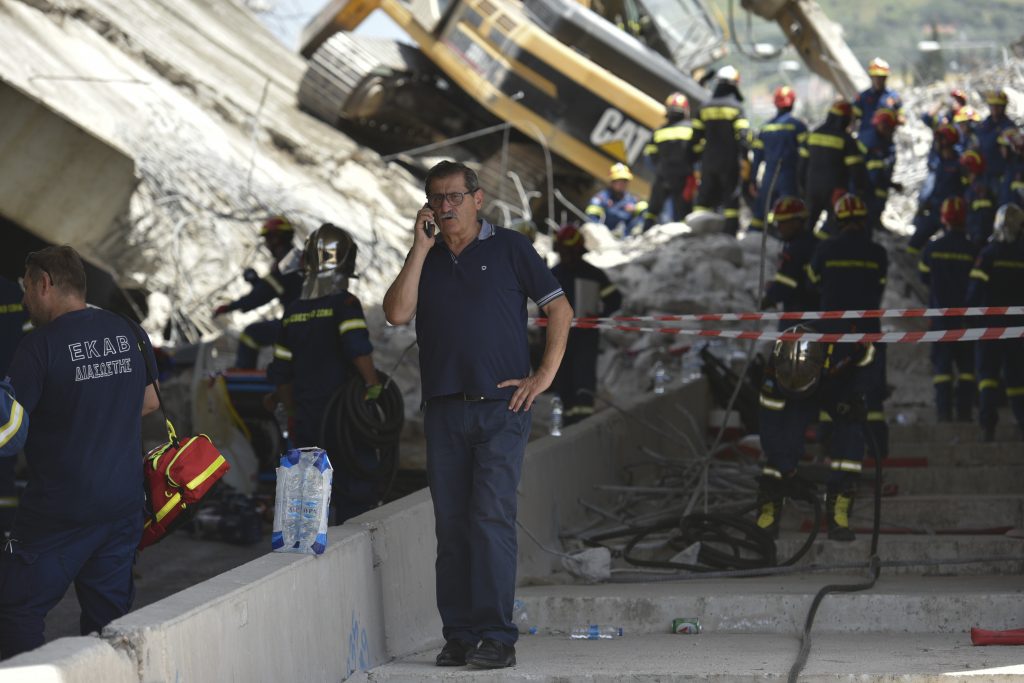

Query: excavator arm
<box><xmin>741</xmin><ymin>0</ymin><xmax>869</xmax><ymax>100</ymax></box>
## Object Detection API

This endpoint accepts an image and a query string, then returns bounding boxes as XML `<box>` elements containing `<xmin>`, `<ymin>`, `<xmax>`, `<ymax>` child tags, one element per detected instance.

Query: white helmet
<box><xmin>993</xmin><ymin>203</ymin><xmax>1024</xmax><ymax>243</ymax></box>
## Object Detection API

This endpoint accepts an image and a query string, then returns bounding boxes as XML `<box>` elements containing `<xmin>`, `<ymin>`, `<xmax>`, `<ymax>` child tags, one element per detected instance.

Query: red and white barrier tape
<box><xmin>541</xmin><ymin>305</ymin><xmax>1024</xmax><ymax>325</ymax></box>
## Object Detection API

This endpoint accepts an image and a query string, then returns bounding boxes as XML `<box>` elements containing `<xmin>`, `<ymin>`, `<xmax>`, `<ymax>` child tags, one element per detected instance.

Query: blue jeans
<box><xmin>0</xmin><ymin>513</ymin><xmax>143</xmax><ymax>659</ymax></box>
<box><xmin>424</xmin><ymin>397</ymin><xmax>531</xmax><ymax>646</ymax></box>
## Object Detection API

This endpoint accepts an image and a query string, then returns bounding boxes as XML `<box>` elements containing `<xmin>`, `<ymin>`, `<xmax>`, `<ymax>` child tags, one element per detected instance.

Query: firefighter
<box><xmin>806</xmin><ymin>193</ymin><xmax>889</xmax><ymax>539</ymax></box>
<box><xmin>691</xmin><ymin>65</ymin><xmax>750</xmax><ymax>236</ymax></box>
<box><xmin>586</xmin><ymin>163</ymin><xmax>647</xmax><ymax>236</ymax></box>
<box><xmin>549</xmin><ymin>225</ymin><xmax>622</xmax><ymax>425</ymax></box>
<box><xmin>922</xmin><ymin>88</ymin><xmax>968</xmax><ymax>131</ymax></box>
<box><xmin>908</xmin><ymin>124</ymin><xmax>966</xmax><ymax>255</ymax></box>
<box><xmin>748</xmin><ymin>86</ymin><xmax>808</xmax><ymax>232</ymax></box>
<box><xmin>759</xmin><ymin>197</ymin><xmax>817</xmax><ymax>323</ymax></box>
<box><xmin>755</xmin><ymin>326</ymin><xmax>876</xmax><ymax>541</ymax></box>
<box><xmin>996</xmin><ymin>127</ymin><xmax>1024</xmax><ymax>207</ymax></box>
<box><xmin>799</xmin><ymin>100</ymin><xmax>870</xmax><ymax>239</ymax></box>
<box><xmin>975</xmin><ymin>90</ymin><xmax>1016</xmax><ymax>196</ymax></box>
<box><xmin>642</xmin><ymin>93</ymin><xmax>699</xmax><ymax>231</ymax></box>
<box><xmin>265</xmin><ymin>224</ymin><xmax>384</xmax><ymax>522</ymax></box>
<box><xmin>858</xmin><ymin>107</ymin><xmax>900</xmax><ymax>232</ymax></box>
<box><xmin>213</xmin><ymin>216</ymin><xmax>304</xmax><ymax>368</ymax></box>
<box><xmin>967</xmin><ymin>203</ymin><xmax>1024</xmax><ymax>442</ymax></box>
<box><xmin>962</xmin><ymin>150</ymin><xmax>996</xmax><ymax>247</ymax></box>
<box><xmin>918</xmin><ymin>196</ymin><xmax>978</xmax><ymax>422</ymax></box>
<box><xmin>852</xmin><ymin>57</ymin><xmax>903</xmax><ymax>138</ymax></box>
<box><xmin>0</xmin><ymin>276</ymin><xmax>29</xmax><ymax>538</ymax></box>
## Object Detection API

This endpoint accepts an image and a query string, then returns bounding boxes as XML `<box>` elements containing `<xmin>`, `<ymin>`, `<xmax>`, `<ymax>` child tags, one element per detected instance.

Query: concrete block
<box><xmin>776</xmin><ymin>494</ymin><xmax>1024</xmax><ymax>531</ymax></box>
<box><xmin>867</xmin><ymin>466</ymin><xmax>1024</xmax><ymax>495</ymax></box>
<box><xmin>348</xmin><ymin>488</ymin><xmax>441</xmax><ymax>659</ymax></box>
<box><xmin>0</xmin><ymin>637</ymin><xmax>136</xmax><ymax>683</ymax></box>
<box><xmin>103</xmin><ymin>526</ymin><xmax>386</xmax><ymax>683</ymax></box>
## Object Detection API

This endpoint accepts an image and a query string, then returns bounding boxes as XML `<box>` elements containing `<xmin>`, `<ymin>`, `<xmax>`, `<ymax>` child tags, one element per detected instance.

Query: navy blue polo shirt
<box><xmin>416</xmin><ymin>221</ymin><xmax>564</xmax><ymax>401</ymax></box>
<box><xmin>5</xmin><ymin>308</ymin><xmax>156</xmax><ymax>533</ymax></box>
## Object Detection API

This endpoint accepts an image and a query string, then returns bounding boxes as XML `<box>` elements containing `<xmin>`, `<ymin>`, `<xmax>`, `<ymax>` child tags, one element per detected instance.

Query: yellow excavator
<box><xmin>297</xmin><ymin>0</ymin><xmax>868</xmax><ymax>220</ymax></box>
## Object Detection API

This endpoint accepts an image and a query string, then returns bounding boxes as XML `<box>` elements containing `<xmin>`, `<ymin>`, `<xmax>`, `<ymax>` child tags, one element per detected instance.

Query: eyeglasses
<box><xmin>426</xmin><ymin>188</ymin><xmax>478</xmax><ymax>206</ymax></box>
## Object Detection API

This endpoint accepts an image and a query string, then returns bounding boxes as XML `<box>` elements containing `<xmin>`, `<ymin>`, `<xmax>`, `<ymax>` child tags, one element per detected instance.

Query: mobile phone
<box><xmin>424</xmin><ymin>220</ymin><xmax>436</xmax><ymax>238</ymax></box>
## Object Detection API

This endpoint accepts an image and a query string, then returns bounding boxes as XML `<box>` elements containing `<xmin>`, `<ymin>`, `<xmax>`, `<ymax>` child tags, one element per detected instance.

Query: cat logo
<box><xmin>590</xmin><ymin>108</ymin><xmax>653</xmax><ymax>166</ymax></box>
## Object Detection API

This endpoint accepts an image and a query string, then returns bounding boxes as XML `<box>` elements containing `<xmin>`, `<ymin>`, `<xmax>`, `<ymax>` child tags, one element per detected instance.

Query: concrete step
<box><xmin>860</xmin><ymin>465</ymin><xmax>1024</xmax><ymax>495</ymax></box>
<box><xmin>374</xmin><ymin>633</ymin><xmax>1024</xmax><ymax>681</ymax></box>
<box><xmin>774</xmin><ymin>533</ymin><xmax>1024</xmax><ymax>575</ymax></box>
<box><xmin>889</xmin><ymin>422</ymin><xmax>1021</xmax><ymax>443</ymax></box>
<box><xmin>805</xmin><ymin>441</ymin><xmax>1021</xmax><ymax>467</ymax></box>
<box><xmin>773</xmin><ymin>494</ymin><xmax>1024</xmax><ymax>531</ymax></box>
<box><xmin>512</xmin><ymin>576</ymin><xmax>1023</xmax><ymax>635</ymax></box>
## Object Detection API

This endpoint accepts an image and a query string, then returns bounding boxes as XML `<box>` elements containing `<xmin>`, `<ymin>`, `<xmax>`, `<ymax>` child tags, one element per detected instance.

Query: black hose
<box><xmin>320</xmin><ymin>370</ymin><xmax>404</xmax><ymax>499</ymax></box>
<box><xmin>787</xmin><ymin>416</ymin><xmax>883</xmax><ymax>682</ymax></box>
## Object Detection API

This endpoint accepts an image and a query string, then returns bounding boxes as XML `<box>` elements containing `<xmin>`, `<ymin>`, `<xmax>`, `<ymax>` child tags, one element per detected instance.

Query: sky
<box><xmin>253</xmin><ymin>0</ymin><xmax>410</xmax><ymax>51</ymax></box>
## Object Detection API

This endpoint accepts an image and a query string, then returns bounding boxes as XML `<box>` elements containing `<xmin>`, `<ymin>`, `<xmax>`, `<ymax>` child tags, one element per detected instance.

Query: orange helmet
<box><xmin>935</xmin><ymin>123</ymin><xmax>958</xmax><ymax>147</ymax></box>
<box><xmin>950</xmin><ymin>88</ymin><xmax>968</xmax><ymax>105</ymax></box>
<box><xmin>833</xmin><ymin>193</ymin><xmax>867</xmax><ymax>221</ymax></box>
<box><xmin>872</xmin><ymin>107</ymin><xmax>897</xmax><ymax>129</ymax></box>
<box><xmin>260</xmin><ymin>215</ymin><xmax>295</xmax><ymax>237</ymax></box>
<box><xmin>953</xmin><ymin>106</ymin><xmax>981</xmax><ymax>124</ymax></box>
<box><xmin>554</xmin><ymin>224</ymin><xmax>586</xmax><ymax>252</ymax></box>
<box><xmin>867</xmin><ymin>57</ymin><xmax>890</xmax><ymax>77</ymax></box>
<box><xmin>770</xmin><ymin>196</ymin><xmax>808</xmax><ymax>223</ymax></box>
<box><xmin>774</xmin><ymin>85</ymin><xmax>796</xmax><ymax>109</ymax></box>
<box><xmin>829</xmin><ymin>99</ymin><xmax>853</xmax><ymax>119</ymax></box>
<box><xmin>609</xmin><ymin>163</ymin><xmax>633</xmax><ymax>181</ymax></box>
<box><xmin>941</xmin><ymin>196</ymin><xmax>967</xmax><ymax>227</ymax></box>
<box><xmin>960</xmin><ymin>150</ymin><xmax>986</xmax><ymax>176</ymax></box>
<box><xmin>986</xmin><ymin>89</ymin><xmax>1008</xmax><ymax>106</ymax></box>
<box><xmin>664</xmin><ymin>92</ymin><xmax>689</xmax><ymax>115</ymax></box>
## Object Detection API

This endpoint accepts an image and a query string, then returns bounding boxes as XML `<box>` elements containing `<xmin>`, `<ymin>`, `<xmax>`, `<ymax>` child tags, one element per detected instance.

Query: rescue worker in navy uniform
<box><xmin>962</xmin><ymin>150</ymin><xmax>997</xmax><ymax>247</ymax></box>
<box><xmin>996</xmin><ymin>128</ymin><xmax>1024</xmax><ymax>207</ymax></box>
<box><xmin>585</xmin><ymin>164</ymin><xmax>647</xmax><ymax>236</ymax></box>
<box><xmin>549</xmin><ymin>225</ymin><xmax>621</xmax><ymax>424</ymax></box>
<box><xmin>922</xmin><ymin>88</ymin><xmax>968</xmax><ymax>131</ymax></box>
<box><xmin>852</xmin><ymin>57</ymin><xmax>903</xmax><ymax>138</ymax></box>
<box><xmin>691</xmin><ymin>65</ymin><xmax>750</xmax><ymax>236</ymax></box>
<box><xmin>805</xmin><ymin>194</ymin><xmax>889</xmax><ymax>540</ymax></box>
<box><xmin>1</xmin><ymin>246</ymin><xmax>159</xmax><ymax>659</ymax></box>
<box><xmin>908</xmin><ymin>124</ymin><xmax>967</xmax><ymax>255</ymax></box>
<box><xmin>759</xmin><ymin>197</ymin><xmax>818</xmax><ymax>323</ymax></box>
<box><xmin>800</xmin><ymin>100</ymin><xmax>870</xmax><ymax>239</ymax></box>
<box><xmin>859</xmin><ymin>108</ymin><xmax>901</xmax><ymax>232</ymax></box>
<box><xmin>755</xmin><ymin>327</ymin><xmax>876</xmax><ymax>541</ymax></box>
<box><xmin>748</xmin><ymin>86</ymin><xmax>807</xmax><ymax>232</ymax></box>
<box><xmin>266</xmin><ymin>224</ymin><xmax>384</xmax><ymax>523</ymax></box>
<box><xmin>975</xmin><ymin>90</ymin><xmax>1016</xmax><ymax>197</ymax></box>
<box><xmin>967</xmin><ymin>203</ymin><xmax>1024</xmax><ymax>441</ymax></box>
<box><xmin>0</xmin><ymin>277</ymin><xmax>28</xmax><ymax>537</ymax></box>
<box><xmin>642</xmin><ymin>93</ymin><xmax>699</xmax><ymax>231</ymax></box>
<box><xmin>918</xmin><ymin>196</ymin><xmax>978</xmax><ymax>422</ymax></box>
<box><xmin>213</xmin><ymin>216</ymin><xmax>304</xmax><ymax>368</ymax></box>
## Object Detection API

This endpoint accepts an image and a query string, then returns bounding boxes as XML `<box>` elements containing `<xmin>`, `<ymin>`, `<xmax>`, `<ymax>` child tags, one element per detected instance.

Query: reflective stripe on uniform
<box><xmin>762</xmin><ymin>123</ymin><xmax>797</xmax><ymax>132</ymax></box>
<box><xmin>264</xmin><ymin>274</ymin><xmax>285</xmax><ymax>295</ymax></box>
<box><xmin>1007</xmin><ymin>387</ymin><xmax>1024</xmax><ymax>397</ymax></box>
<box><xmin>600</xmin><ymin>284</ymin><xmax>618</xmax><ymax>297</ymax></box>
<box><xmin>830</xmin><ymin>459</ymin><xmax>863</xmax><ymax>472</ymax></box>
<box><xmin>844</xmin><ymin>155</ymin><xmax>864</xmax><ymax>166</ymax></box>
<box><xmin>808</xmin><ymin>132</ymin><xmax>844</xmax><ymax>149</ymax></box>
<box><xmin>918</xmin><ymin>260</ymin><xmax>931</xmax><ymax>273</ymax></box>
<box><xmin>931</xmin><ymin>252</ymin><xmax>974</xmax><ymax>262</ymax></box>
<box><xmin>867</xmin><ymin>411</ymin><xmax>885</xmax><ymax>422</ymax></box>
<box><xmin>819</xmin><ymin>410</ymin><xmax>832</xmax><ymax>422</ymax></box>
<box><xmin>239</xmin><ymin>333</ymin><xmax>259</xmax><ymax>349</ymax></box>
<box><xmin>933</xmin><ymin>374</ymin><xmax>952</xmax><ymax>384</ymax></box>
<box><xmin>653</xmin><ymin>126</ymin><xmax>694</xmax><ymax>142</ymax></box>
<box><xmin>0</xmin><ymin>400</ymin><xmax>25</xmax><ymax>449</ymax></box>
<box><xmin>979</xmin><ymin>379</ymin><xmax>1000</xmax><ymax>390</ymax></box>
<box><xmin>0</xmin><ymin>304</ymin><xmax>23</xmax><ymax>314</ymax></box>
<box><xmin>759</xmin><ymin>394</ymin><xmax>785</xmax><ymax>410</ymax></box>
<box><xmin>723</xmin><ymin>209</ymin><xmax>740</xmax><ymax>218</ymax></box>
<box><xmin>701</xmin><ymin>106</ymin><xmax>740</xmax><ymax>121</ymax></box>
<box><xmin>972</xmin><ymin>199</ymin><xmax>993</xmax><ymax>210</ymax></box>
<box><xmin>875</xmin><ymin>189</ymin><xmax>889</xmax><ymax>198</ymax></box>
<box><xmin>866</xmin><ymin>160</ymin><xmax>886</xmax><ymax>170</ymax></box>
<box><xmin>805</xmin><ymin>263</ymin><xmax>821</xmax><ymax>283</ymax></box>
<box><xmin>273</xmin><ymin>344</ymin><xmax>293</xmax><ymax>360</ymax></box>
<box><xmin>993</xmin><ymin>260</ymin><xmax>1024</xmax><ymax>269</ymax></box>
<box><xmin>825</xmin><ymin>259</ymin><xmax>880</xmax><ymax>270</ymax></box>
<box><xmin>969</xmin><ymin>268</ymin><xmax>990</xmax><ymax>281</ymax></box>
<box><xmin>959</xmin><ymin>373</ymin><xmax>975</xmax><ymax>382</ymax></box>
<box><xmin>773</xmin><ymin>272</ymin><xmax>798</xmax><ymax>288</ymax></box>
<box><xmin>0</xmin><ymin>497</ymin><xmax>17</xmax><ymax>508</ymax></box>
<box><xmin>762</xmin><ymin>467</ymin><xmax>783</xmax><ymax>478</ymax></box>
<box><xmin>339</xmin><ymin>318</ymin><xmax>368</xmax><ymax>335</ymax></box>
<box><xmin>857</xmin><ymin>344</ymin><xmax>876</xmax><ymax>367</ymax></box>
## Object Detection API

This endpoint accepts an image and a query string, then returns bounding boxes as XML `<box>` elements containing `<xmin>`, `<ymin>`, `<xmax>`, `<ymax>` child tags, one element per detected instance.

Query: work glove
<box><xmin>363</xmin><ymin>383</ymin><xmax>383</xmax><ymax>402</ymax></box>
<box><xmin>213</xmin><ymin>304</ymin><xmax>231</xmax><ymax>318</ymax></box>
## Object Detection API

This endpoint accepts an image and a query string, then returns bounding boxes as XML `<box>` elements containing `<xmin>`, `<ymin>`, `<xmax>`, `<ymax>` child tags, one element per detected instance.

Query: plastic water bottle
<box><xmin>570</xmin><ymin>625</ymin><xmax>624</xmax><ymax>639</ymax></box>
<box><xmin>273</xmin><ymin>448</ymin><xmax>333</xmax><ymax>555</ymax></box>
<box><xmin>681</xmin><ymin>347</ymin><xmax>703</xmax><ymax>383</ymax></box>
<box><xmin>550</xmin><ymin>396</ymin><xmax>563</xmax><ymax>437</ymax></box>
<box><xmin>652</xmin><ymin>361</ymin><xmax>667</xmax><ymax>395</ymax></box>
<box><xmin>513</xmin><ymin>599</ymin><xmax>537</xmax><ymax>635</ymax></box>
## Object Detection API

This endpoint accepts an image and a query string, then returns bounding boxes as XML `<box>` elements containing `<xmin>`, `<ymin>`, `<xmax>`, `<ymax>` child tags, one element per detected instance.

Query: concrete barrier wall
<box><xmin>0</xmin><ymin>383</ymin><xmax>706</xmax><ymax>682</ymax></box>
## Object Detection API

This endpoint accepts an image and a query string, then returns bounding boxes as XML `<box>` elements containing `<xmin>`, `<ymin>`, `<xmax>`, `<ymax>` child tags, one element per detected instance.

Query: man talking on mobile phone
<box><xmin>383</xmin><ymin>160</ymin><xmax>572</xmax><ymax>669</ymax></box>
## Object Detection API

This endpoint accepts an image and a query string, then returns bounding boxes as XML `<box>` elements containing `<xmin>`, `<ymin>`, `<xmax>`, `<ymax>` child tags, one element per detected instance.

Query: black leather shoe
<box><xmin>435</xmin><ymin>639</ymin><xmax>476</xmax><ymax>666</ymax></box>
<box><xmin>466</xmin><ymin>638</ymin><xmax>516</xmax><ymax>669</ymax></box>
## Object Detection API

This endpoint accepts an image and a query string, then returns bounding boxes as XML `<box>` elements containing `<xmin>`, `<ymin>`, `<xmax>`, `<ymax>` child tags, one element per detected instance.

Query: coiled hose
<box><xmin>320</xmin><ymin>371</ymin><xmax>404</xmax><ymax>499</ymax></box>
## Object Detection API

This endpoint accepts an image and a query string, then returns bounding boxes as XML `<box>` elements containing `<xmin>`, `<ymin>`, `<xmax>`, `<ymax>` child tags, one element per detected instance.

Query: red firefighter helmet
<box><xmin>872</xmin><ymin>108</ymin><xmax>897</xmax><ymax>129</ymax></box>
<box><xmin>867</xmin><ymin>57</ymin><xmax>891</xmax><ymax>77</ymax></box>
<box><xmin>554</xmin><ymin>224</ymin><xmax>586</xmax><ymax>252</ymax></box>
<box><xmin>664</xmin><ymin>92</ymin><xmax>689</xmax><ymax>115</ymax></box>
<box><xmin>259</xmin><ymin>215</ymin><xmax>295</xmax><ymax>237</ymax></box>
<box><xmin>774</xmin><ymin>86</ymin><xmax>796</xmax><ymax>109</ymax></box>
<box><xmin>940</xmin><ymin>196</ymin><xmax>967</xmax><ymax>227</ymax></box>
<box><xmin>829</xmin><ymin>99</ymin><xmax>852</xmax><ymax>119</ymax></box>
<box><xmin>935</xmin><ymin>123</ymin><xmax>958</xmax><ymax>147</ymax></box>
<box><xmin>833</xmin><ymin>193</ymin><xmax>867</xmax><ymax>221</ymax></box>
<box><xmin>950</xmin><ymin>88</ymin><xmax>968</xmax><ymax>106</ymax></box>
<box><xmin>960</xmin><ymin>150</ymin><xmax>986</xmax><ymax>176</ymax></box>
<box><xmin>770</xmin><ymin>196</ymin><xmax>808</xmax><ymax>223</ymax></box>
